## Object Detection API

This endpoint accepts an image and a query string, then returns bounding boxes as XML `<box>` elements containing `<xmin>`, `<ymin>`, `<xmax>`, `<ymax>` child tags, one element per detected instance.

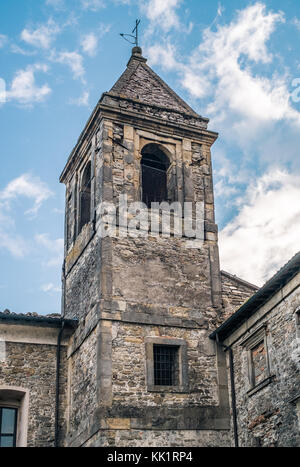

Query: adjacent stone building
<box><xmin>0</xmin><ymin>312</ymin><xmax>76</xmax><ymax>447</ymax></box>
<box><xmin>0</xmin><ymin>47</ymin><xmax>298</xmax><ymax>447</ymax></box>
<box><xmin>211</xmin><ymin>253</ymin><xmax>300</xmax><ymax>447</ymax></box>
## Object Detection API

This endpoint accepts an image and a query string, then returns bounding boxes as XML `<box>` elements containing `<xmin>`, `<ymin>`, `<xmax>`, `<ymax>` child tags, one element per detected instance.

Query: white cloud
<box><xmin>194</xmin><ymin>3</ymin><xmax>300</xmax><ymax>130</ymax></box>
<box><xmin>54</xmin><ymin>51</ymin><xmax>86</xmax><ymax>81</ymax></box>
<box><xmin>0</xmin><ymin>214</ymin><xmax>26</xmax><ymax>258</ymax></box>
<box><xmin>147</xmin><ymin>42</ymin><xmax>180</xmax><ymax>70</ymax></box>
<box><xmin>6</xmin><ymin>64</ymin><xmax>51</xmax><ymax>105</ymax></box>
<box><xmin>10</xmin><ymin>44</ymin><xmax>37</xmax><ymax>56</ymax></box>
<box><xmin>142</xmin><ymin>0</ymin><xmax>183</xmax><ymax>31</ymax></box>
<box><xmin>81</xmin><ymin>33</ymin><xmax>98</xmax><ymax>56</ymax></box>
<box><xmin>0</xmin><ymin>34</ymin><xmax>8</xmax><ymax>48</ymax></box>
<box><xmin>219</xmin><ymin>169</ymin><xmax>300</xmax><ymax>286</ymax></box>
<box><xmin>0</xmin><ymin>173</ymin><xmax>53</xmax><ymax>216</ymax></box>
<box><xmin>35</xmin><ymin>234</ymin><xmax>63</xmax><ymax>252</ymax></box>
<box><xmin>52</xmin><ymin>208</ymin><xmax>64</xmax><ymax>214</ymax></box>
<box><xmin>217</xmin><ymin>2</ymin><xmax>224</xmax><ymax>17</ymax></box>
<box><xmin>81</xmin><ymin>0</ymin><xmax>105</xmax><ymax>11</ymax></box>
<box><xmin>46</xmin><ymin>0</ymin><xmax>65</xmax><ymax>9</ymax></box>
<box><xmin>0</xmin><ymin>226</ymin><xmax>28</xmax><ymax>258</ymax></box>
<box><xmin>148</xmin><ymin>3</ymin><xmax>300</xmax><ymax>133</ymax></box>
<box><xmin>69</xmin><ymin>90</ymin><xmax>89</xmax><ymax>106</ymax></box>
<box><xmin>80</xmin><ymin>22</ymin><xmax>111</xmax><ymax>57</ymax></box>
<box><xmin>292</xmin><ymin>17</ymin><xmax>300</xmax><ymax>31</ymax></box>
<box><xmin>41</xmin><ymin>283</ymin><xmax>61</xmax><ymax>293</ymax></box>
<box><xmin>35</xmin><ymin>234</ymin><xmax>63</xmax><ymax>267</ymax></box>
<box><xmin>21</xmin><ymin>19</ymin><xmax>60</xmax><ymax>49</ymax></box>
<box><xmin>0</xmin><ymin>175</ymin><xmax>53</xmax><ymax>258</ymax></box>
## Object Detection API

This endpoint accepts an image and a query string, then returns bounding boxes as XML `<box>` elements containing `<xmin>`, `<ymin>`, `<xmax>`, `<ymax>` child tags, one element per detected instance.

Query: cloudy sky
<box><xmin>0</xmin><ymin>0</ymin><xmax>300</xmax><ymax>315</ymax></box>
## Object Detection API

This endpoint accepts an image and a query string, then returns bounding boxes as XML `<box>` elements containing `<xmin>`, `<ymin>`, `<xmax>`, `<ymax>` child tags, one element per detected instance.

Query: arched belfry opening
<box><xmin>79</xmin><ymin>161</ymin><xmax>91</xmax><ymax>232</ymax></box>
<box><xmin>141</xmin><ymin>144</ymin><xmax>170</xmax><ymax>208</ymax></box>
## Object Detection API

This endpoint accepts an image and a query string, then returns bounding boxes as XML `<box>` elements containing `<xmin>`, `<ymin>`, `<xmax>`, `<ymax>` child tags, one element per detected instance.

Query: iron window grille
<box><xmin>153</xmin><ymin>344</ymin><xmax>179</xmax><ymax>386</ymax></box>
<box><xmin>0</xmin><ymin>407</ymin><xmax>18</xmax><ymax>448</ymax></box>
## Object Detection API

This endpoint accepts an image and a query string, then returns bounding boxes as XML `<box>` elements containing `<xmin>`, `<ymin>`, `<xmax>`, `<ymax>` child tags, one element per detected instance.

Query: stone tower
<box><xmin>59</xmin><ymin>47</ymin><xmax>231</xmax><ymax>447</ymax></box>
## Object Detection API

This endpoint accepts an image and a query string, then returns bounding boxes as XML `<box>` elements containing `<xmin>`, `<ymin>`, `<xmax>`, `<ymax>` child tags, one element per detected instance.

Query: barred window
<box><xmin>153</xmin><ymin>345</ymin><xmax>179</xmax><ymax>386</ymax></box>
<box><xmin>0</xmin><ymin>407</ymin><xmax>18</xmax><ymax>448</ymax></box>
<box><xmin>145</xmin><ymin>337</ymin><xmax>188</xmax><ymax>392</ymax></box>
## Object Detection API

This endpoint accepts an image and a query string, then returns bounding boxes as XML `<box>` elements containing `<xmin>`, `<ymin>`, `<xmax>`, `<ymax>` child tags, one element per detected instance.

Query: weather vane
<box><xmin>120</xmin><ymin>19</ymin><xmax>141</xmax><ymax>47</ymax></box>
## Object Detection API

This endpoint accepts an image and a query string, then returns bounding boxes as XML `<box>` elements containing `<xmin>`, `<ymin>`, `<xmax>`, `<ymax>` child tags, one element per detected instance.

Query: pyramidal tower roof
<box><xmin>60</xmin><ymin>47</ymin><xmax>215</xmax><ymax>183</ymax></box>
<box><xmin>109</xmin><ymin>46</ymin><xmax>199</xmax><ymax>118</ymax></box>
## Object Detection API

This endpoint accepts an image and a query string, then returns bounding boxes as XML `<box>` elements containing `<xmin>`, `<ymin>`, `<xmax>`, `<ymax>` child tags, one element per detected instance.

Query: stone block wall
<box><xmin>0</xmin><ymin>334</ymin><xmax>68</xmax><ymax>447</ymax></box>
<box><xmin>110</xmin><ymin>322</ymin><xmax>218</xmax><ymax>407</ymax></box>
<box><xmin>227</xmin><ymin>281</ymin><xmax>300</xmax><ymax>447</ymax></box>
<box><xmin>66</xmin><ymin>327</ymin><xmax>97</xmax><ymax>443</ymax></box>
<box><xmin>220</xmin><ymin>270</ymin><xmax>258</xmax><ymax>322</ymax></box>
<box><xmin>82</xmin><ymin>428</ymin><xmax>231</xmax><ymax>447</ymax></box>
<box><xmin>60</xmin><ymin>95</ymin><xmax>229</xmax><ymax>446</ymax></box>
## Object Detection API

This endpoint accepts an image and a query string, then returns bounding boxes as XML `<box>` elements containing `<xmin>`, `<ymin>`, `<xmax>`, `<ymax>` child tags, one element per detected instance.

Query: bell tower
<box><xmin>60</xmin><ymin>47</ymin><xmax>230</xmax><ymax>447</ymax></box>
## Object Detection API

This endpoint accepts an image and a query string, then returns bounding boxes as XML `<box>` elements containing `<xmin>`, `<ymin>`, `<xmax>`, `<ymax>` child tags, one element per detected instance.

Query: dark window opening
<box><xmin>141</xmin><ymin>144</ymin><xmax>170</xmax><ymax>208</ymax></box>
<box><xmin>0</xmin><ymin>407</ymin><xmax>18</xmax><ymax>448</ymax></box>
<box><xmin>79</xmin><ymin>162</ymin><xmax>91</xmax><ymax>232</ymax></box>
<box><xmin>66</xmin><ymin>193</ymin><xmax>72</xmax><ymax>249</ymax></box>
<box><xmin>153</xmin><ymin>345</ymin><xmax>179</xmax><ymax>386</ymax></box>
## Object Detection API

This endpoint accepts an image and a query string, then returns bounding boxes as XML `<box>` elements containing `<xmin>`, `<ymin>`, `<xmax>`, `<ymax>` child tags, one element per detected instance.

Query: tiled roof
<box><xmin>0</xmin><ymin>310</ymin><xmax>77</xmax><ymax>328</ymax></box>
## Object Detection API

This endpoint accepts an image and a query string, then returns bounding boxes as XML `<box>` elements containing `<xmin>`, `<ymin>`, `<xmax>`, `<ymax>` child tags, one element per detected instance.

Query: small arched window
<box><xmin>141</xmin><ymin>144</ymin><xmax>170</xmax><ymax>208</ymax></box>
<box><xmin>79</xmin><ymin>161</ymin><xmax>91</xmax><ymax>232</ymax></box>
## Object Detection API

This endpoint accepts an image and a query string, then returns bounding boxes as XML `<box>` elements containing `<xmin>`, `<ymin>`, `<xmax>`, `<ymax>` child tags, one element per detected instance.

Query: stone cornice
<box><xmin>60</xmin><ymin>94</ymin><xmax>218</xmax><ymax>184</ymax></box>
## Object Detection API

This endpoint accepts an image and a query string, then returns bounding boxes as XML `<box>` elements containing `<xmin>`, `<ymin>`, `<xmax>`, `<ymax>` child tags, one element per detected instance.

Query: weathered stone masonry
<box><xmin>211</xmin><ymin>254</ymin><xmax>300</xmax><ymax>447</ymax></box>
<box><xmin>5</xmin><ymin>45</ymin><xmax>297</xmax><ymax>448</ymax></box>
<box><xmin>60</xmin><ymin>47</ymin><xmax>232</xmax><ymax>447</ymax></box>
<box><xmin>0</xmin><ymin>314</ymin><xmax>75</xmax><ymax>447</ymax></box>
<box><xmin>220</xmin><ymin>271</ymin><xmax>259</xmax><ymax>322</ymax></box>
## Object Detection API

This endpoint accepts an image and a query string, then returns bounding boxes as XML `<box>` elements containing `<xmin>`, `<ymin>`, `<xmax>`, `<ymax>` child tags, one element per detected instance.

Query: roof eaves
<box><xmin>211</xmin><ymin>251</ymin><xmax>300</xmax><ymax>341</ymax></box>
<box><xmin>0</xmin><ymin>313</ymin><xmax>78</xmax><ymax>329</ymax></box>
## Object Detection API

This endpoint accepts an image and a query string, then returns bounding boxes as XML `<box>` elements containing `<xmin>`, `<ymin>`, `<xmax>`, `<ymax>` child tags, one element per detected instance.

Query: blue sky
<box><xmin>1</xmin><ymin>0</ymin><xmax>300</xmax><ymax>315</ymax></box>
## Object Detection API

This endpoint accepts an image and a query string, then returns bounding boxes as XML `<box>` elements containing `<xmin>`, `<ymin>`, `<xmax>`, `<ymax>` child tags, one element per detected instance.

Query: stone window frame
<box><xmin>145</xmin><ymin>337</ymin><xmax>188</xmax><ymax>393</ymax></box>
<box><xmin>139</xmin><ymin>140</ymin><xmax>177</xmax><ymax>207</ymax></box>
<box><xmin>64</xmin><ymin>150</ymin><xmax>96</xmax><ymax>272</ymax></box>
<box><xmin>240</xmin><ymin>325</ymin><xmax>274</xmax><ymax>397</ymax></box>
<box><xmin>0</xmin><ymin>387</ymin><xmax>29</xmax><ymax>447</ymax></box>
<box><xmin>140</xmin><ymin>143</ymin><xmax>171</xmax><ymax>207</ymax></box>
<box><xmin>65</xmin><ymin>154</ymin><xmax>93</xmax><ymax>252</ymax></box>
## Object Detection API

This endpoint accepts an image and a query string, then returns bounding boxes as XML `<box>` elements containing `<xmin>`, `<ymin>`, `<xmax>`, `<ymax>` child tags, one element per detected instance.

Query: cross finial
<box><xmin>120</xmin><ymin>19</ymin><xmax>141</xmax><ymax>47</ymax></box>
